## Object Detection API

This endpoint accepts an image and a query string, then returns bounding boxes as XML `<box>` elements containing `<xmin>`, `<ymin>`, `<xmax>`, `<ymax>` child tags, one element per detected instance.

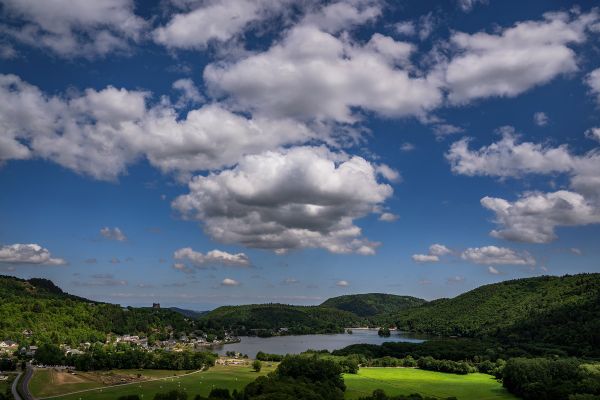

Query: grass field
<box><xmin>38</xmin><ymin>363</ymin><xmax>276</xmax><ymax>400</ymax></box>
<box><xmin>344</xmin><ymin>368</ymin><xmax>517</xmax><ymax>400</ymax></box>
<box><xmin>0</xmin><ymin>373</ymin><xmax>16</xmax><ymax>397</ymax></box>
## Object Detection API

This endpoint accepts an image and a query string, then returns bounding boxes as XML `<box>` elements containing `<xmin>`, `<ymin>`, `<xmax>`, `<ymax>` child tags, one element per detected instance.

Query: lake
<box><xmin>211</xmin><ymin>329</ymin><xmax>426</xmax><ymax>357</ymax></box>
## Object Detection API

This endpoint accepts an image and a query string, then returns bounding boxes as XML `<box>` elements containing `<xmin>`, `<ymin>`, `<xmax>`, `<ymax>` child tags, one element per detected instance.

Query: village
<box><xmin>0</xmin><ymin>329</ymin><xmax>240</xmax><ymax>364</ymax></box>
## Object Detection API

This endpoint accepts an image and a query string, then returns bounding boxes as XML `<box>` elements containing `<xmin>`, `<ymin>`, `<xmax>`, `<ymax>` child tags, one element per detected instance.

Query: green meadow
<box><xmin>32</xmin><ymin>365</ymin><xmax>518</xmax><ymax>400</ymax></box>
<box><xmin>344</xmin><ymin>368</ymin><xmax>517</xmax><ymax>400</ymax></box>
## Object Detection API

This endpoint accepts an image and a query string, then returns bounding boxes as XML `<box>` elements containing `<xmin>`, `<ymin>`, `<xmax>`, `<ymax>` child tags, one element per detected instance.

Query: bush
<box><xmin>252</xmin><ymin>360</ymin><xmax>262</xmax><ymax>372</ymax></box>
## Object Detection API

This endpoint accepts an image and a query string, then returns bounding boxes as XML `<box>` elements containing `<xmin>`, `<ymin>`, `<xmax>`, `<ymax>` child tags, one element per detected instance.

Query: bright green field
<box><xmin>41</xmin><ymin>364</ymin><xmax>276</xmax><ymax>400</ymax></box>
<box><xmin>344</xmin><ymin>368</ymin><xmax>517</xmax><ymax>400</ymax></box>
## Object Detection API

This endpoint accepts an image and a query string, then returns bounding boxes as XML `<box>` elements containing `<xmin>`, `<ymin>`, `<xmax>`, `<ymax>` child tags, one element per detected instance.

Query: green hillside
<box><xmin>394</xmin><ymin>274</ymin><xmax>600</xmax><ymax>357</ymax></box>
<box><xmin>199</xmin><ymin>303</ymin><xmax>362</xmax><ymax>335</ymax></box>
<box><xmin>320</xmin><ymin>293</ymin><xmax>426</xmax><ymax>317</ymax></box>
<box><xmin>0</xmin><ymin>275</ymin><xmax>196</xmax><ymax>346</ymax></box>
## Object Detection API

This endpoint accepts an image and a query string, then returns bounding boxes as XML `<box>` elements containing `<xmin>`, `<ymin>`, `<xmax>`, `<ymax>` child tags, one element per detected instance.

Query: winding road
<box><xmin>10</xmin><ymin>371</ymin><xmax>22</xmax><ymax>400</ymax></box>
<box><xmin>12</xmin><ymin>364</ymin><xmax>35</xmax><ymax>400</ymax></box>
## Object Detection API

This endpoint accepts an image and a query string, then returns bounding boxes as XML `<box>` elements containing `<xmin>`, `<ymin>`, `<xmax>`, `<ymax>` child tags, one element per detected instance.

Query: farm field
<box><xmin>36</xmin><ymin>363</ymin><xmax>276</xmax><ymax>399</ymax></box>
<box><xmin>344</xmin><ymin>368</ymin><xmax>518</xmax><ymax>400</ymax></box>
<box><xmin>29</xmin><ymin>368</ymin><xmax>194</xmax><ymax>398</ymax></box>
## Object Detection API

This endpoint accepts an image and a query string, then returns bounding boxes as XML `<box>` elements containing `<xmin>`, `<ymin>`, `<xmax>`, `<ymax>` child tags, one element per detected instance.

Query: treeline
<box><xmin>34</xmin><ymin>343</ymin><xmax>216</xmax><ymax>371</ymax></box>
<box><xmin>198</xmin><ymin>303</ymin><xmax>361</xmax><ymax>336</ymax></box>
<box><xmin>502</xmin><ymin>358</ymin><xmax>600</xmax><ymax>400</ymax></box>
<box><xmin>358</xmin><ymin>390</ymin><xmax>457</xmax><ymax>400</ymax></box>
<box><xmin>255</xmin><ymin>351</ymin><xmax>284</xmax><ymax>362</ymax></box>
<box><xmin>332</xmin><ymin>339</ymin><xmax>498</xmax><ymax>361</ymax></box>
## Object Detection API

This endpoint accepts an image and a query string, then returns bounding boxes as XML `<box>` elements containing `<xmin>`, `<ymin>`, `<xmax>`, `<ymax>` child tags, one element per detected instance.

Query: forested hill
<box><xmin>198</xmin><ymin>294</ymin><xmax>428</xmax><ymax>334</ymax></box>
<box><xmin>320</xmin><ymin>293</ymin><xmax>426</xmax><ymax>317</ymax></box>
<box><xmin>394</xmin><ymin>273</ymin><xmax>600</xmax><ymax>357</ymax></box>
<box><xmin>0</xmin><ymin>275</ymin><xmax>196</xmax><ymax>346</ymax></box>
<box><xmin>198</xmin><ymin>303</ymin><xmax>362</xmax><ymax>335</ymax></box>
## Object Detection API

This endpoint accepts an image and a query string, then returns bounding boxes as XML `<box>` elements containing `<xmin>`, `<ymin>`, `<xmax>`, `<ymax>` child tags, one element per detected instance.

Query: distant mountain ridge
<box><xmin>168</xmin><ymin>307</ymin><xmax>209</xmax><ymax>319</ymax></box>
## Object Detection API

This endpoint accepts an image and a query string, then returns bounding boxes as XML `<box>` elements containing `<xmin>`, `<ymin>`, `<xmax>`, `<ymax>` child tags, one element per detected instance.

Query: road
<box><xmin>11</xmin><ymin>372</ymin><xmax>22</xmax><ymax>400</ymax></box>
<box><xmin>18</xmin><ymin>365</ymin><xmax>35</xmax><ymax>400</ymax></box>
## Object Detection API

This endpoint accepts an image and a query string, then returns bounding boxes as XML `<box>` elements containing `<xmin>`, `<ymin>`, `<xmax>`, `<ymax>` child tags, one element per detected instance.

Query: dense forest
<box><xmin>320</xmin><ymin>293</ymin><xmax>426</xmax><ymax>318</ymax></box>
<box><xmin>393</xmin><ymin>274</ymin><xmax>600</xmax><ymax>357</ymax></box>
<box><xmin>0</xmin><ymin>275</ymin><xmax>196</xmax><ymax>345</ymax></box>
<box><xmin>197</xmin><ymin>303</ymin><xmax>361</xmax><ymax>335</ymax></box>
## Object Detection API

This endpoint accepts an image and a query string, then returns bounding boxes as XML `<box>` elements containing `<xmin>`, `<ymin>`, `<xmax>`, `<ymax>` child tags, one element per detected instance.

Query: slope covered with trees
<box><xmin>394</xmin><ymin>274</ymin><xmax>600</xmax><ymax>357</ymax></box>
<box><xmin>0</xmin><ymin>275</ymin><xmax>196</xmax><ymax>346</ymax></box>
<box><xmin>198</xmin><ymin>303</ymin><xmax>362</xmax><ymax>335</ymax></box>
<box><xmin>320</xmin><ymin>293</ymin><xmax>426</xmax><ymax>318</ymax></box>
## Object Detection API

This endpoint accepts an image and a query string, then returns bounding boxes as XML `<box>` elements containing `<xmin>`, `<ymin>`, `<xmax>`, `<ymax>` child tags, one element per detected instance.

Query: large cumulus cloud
<box><xmin>172</xmin><ymin>146</ymin><xmax>394</xmax><ymax>254</ymax></box>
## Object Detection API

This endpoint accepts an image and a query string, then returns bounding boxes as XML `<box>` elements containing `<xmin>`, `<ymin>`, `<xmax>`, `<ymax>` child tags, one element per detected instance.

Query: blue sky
<box><xmin>0</xmin><ymin>0</ymin><xmax>599</xmax><ymax>310</ymax></box>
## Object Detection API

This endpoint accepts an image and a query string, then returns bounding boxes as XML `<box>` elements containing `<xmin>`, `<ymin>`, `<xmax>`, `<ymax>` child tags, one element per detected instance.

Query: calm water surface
<box><xmin>211</xmin><ymin>329</ymin><xmax>426</xmax><ymax>357</ymax></box>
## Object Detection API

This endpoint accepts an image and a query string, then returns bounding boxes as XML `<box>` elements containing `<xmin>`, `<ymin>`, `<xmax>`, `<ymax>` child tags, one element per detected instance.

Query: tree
<box><xmin>252</xmin><ymin>360</ymin><xmax>262</xmax><ymax>372</ymax></box>
<box><xmin>378</xmin><ymin>327</ymin><xmax>391</xmax><ymax>337</ymax></box>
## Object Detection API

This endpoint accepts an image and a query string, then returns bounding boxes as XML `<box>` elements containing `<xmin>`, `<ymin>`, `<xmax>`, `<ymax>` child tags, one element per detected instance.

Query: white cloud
<box><xmin>533</xmin><ymin>112</ymin><xmax>549</xmax><ymax>126</ymax></box>
<box><xmin>570</xmin><ymin>247</ymin><xmax>582</xmax><ymax>256</ymax></box>
<box><xmin>153</xmin><ymin>0</ymin><xmax>289</xmax><ymax>50</ymax></box>
<box><xmin>446</xmin><ymin>130</ymin><xmax>580</xmax><ymax>178</ymax></box>
<box><xmin>447</xmin><ymin>275</ymin><xmax>465</xmax><ymax>284</ymax></box>
<box><xmin>375</xmin><ymin>164</ymin><xmax>401</xmax><ymax>183</ymax></box>
<box><xmin>585</xmin><ymin>127</ymin><xmax>600</xmax><ymax>143</ymax></box>
<box><xmin>429</xmin><ymin>243</ymin><xmax>451</xmax><ymax>256</ymax></box>
<box><xmin>302</xmin><ymin>0</ymin><xmax>382</xmax><ymax>33</ymax></box>
<box><xmin>378</xmin><ymin>212</ymin><xmax>399</xmax><ymax>222</ymax></box>
<box><xmin>100</xmin><ymin>227</ymin><xmax>127</xmax><ymax>242</ymax></box>
<box><xmin>481</xmin><ymin>191</ymin><xmax>600</xmax><ymax>243</ymax></box>
<box><xmin>418</xmin><ymin>13</ymin><xmax>436</xmax><ymax>40</ymax></box>
<box><xmin>282</xmin><ymin>278</ymin><xmax>299</xmax><ymax>285</ymax></box>
<box><xmin>0</xmin><ymin>0</ymin><xmax>147</xmax><ymax>57</ymax></box>
<box><xmin>394</xmin><ymin>21</ymin><xmax>415</xmax><ymax>36</ymax></box>
<box><xmin>447</xmin><ymin>131</ymin><xmax>600</xmax><ymax>242</ymax></box>
<box><xmin>446</xmin><ymin>10</ymin><xmax>598</xmax><ymax>103</ymax></box>
<box><xmin>412</xmin><ymin>254</ymin><xmax>439</xmax><ymax>263</ymax></box>
<box><xmin>172</xmin><ymin>262</ymin><xmax>195</xmax><ymax>274</ymax></box>
<box><xmin>400</xmin><ymin>142</ymin><xmax>415</xmax><ymax>152</ymax></box>
<box><xmin>172</xmin><ymin>78</ymin><xmax>203</xmax><ymax>107</ymax></box>
<box><xmin>412</xmin><ymin>243</ymin><xmax>450</xmax><ymax>262</ymax></box>
<box><xmin>586</xmin><ymin>68</ymin><xmax>600</xmax><ymax>104</ymax></box>
<box><xmin>221</xmin><ymin>278</ymin><xmax>240</xmax><ymax>286</ymax></box>
<box><xmin>432</xmin><ymin>124</ymin><xmax>464</xmax><ymax>138</ymax></box>
<box><xmin>173</xmin><ymin>247</ymin><xmax>250</xmax><ymax>267</ymax></box>
<box><xmin>172</xmin><ymin>146</ymin><xmax>393</xmax><ymax>254</ymax></box>
<box><xmin>336</xmin><ymin>280</ymin><xmax>349</xmax><ymax>287</ymax></box>
<box><xmin>461</xmin><ymin>246</ymin><xmax>535</xmax><ymax>265</ymax></box>
<box><xmin>487</xmin><ymin>266</ymin><xmax>500</xmax><ymax>275</ymax></box>
<box><xmin>203</xmin><ymin>24</ymin><xmax>442</xmax><ymax>123</ymax></box>
<box><xmin>0</xmin><ymin>74</ymin><xmax>318</xmax><ymax>180</ymax></box>
<box><xmin>0</xmin><ymin>243</ymin><xmax>66</xmax><ymax>265</ymax></box>
<box><xmin>457</xmin><ymin>0</ymin><xmax>487</xmax><ymax>12</ymax></box>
